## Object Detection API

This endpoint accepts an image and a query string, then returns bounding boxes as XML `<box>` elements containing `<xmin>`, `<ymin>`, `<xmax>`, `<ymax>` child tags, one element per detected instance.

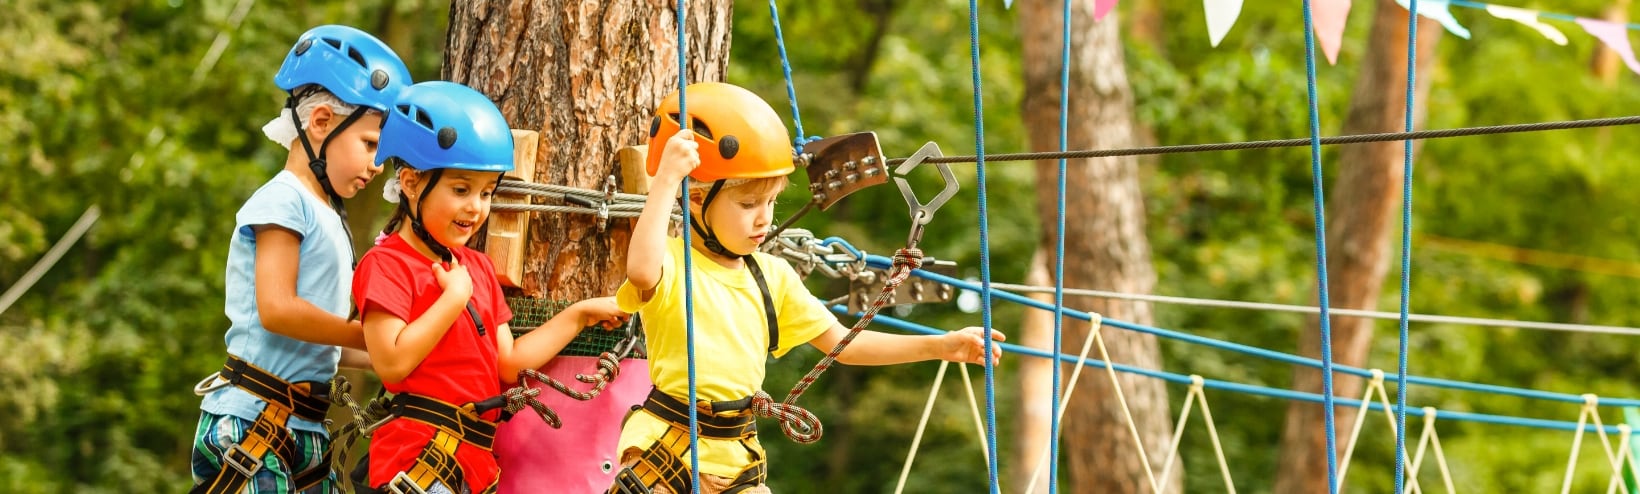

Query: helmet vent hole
<box><xmin>437</xmin><ymin>127</ymin><xmax>458</xmax><ymax>150</ymax></box>
<box><xmin>649</xmin><ymin>116</ymin><xmax>660</xmax><ymax>138</ymax></box>
<box><xmin>346</xmin><ymin>47</ymin><xmax>367</xmax><ymax>68</ymax></box>
<box><xmin>415</xmin><ymin>109</ymin><xmax>434</xmax><ymax>130</ymax></box>
<box><xmin>322</xmin><ymin>37</ymin><xmax>343</xmax><ymax>50</ymax></box>
<box><xmin>668</xmin><ymin>113</ymin><xmax>713</xmax><ymax>140</ymax></box>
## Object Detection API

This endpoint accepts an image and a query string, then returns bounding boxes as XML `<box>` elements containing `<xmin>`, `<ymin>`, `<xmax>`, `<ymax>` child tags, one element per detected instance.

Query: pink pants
<box><xmin>494</xmin><ymin>357</ymin><xmax>650</xmax><ymax>494</ymax></box>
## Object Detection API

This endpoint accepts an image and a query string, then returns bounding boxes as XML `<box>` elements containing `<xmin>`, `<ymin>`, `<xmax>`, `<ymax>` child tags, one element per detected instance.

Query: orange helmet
<box><xmin>646</xmin><ymin>82</ymin><xmax>795</xmax><ymax>182</ymax></box>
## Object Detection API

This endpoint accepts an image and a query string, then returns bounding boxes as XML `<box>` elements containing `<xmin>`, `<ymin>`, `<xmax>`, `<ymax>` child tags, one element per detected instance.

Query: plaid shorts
<box><xmin>190</xmin><ymin>411</ymin><xmax>335</xmax><ymax>493</ymax></box>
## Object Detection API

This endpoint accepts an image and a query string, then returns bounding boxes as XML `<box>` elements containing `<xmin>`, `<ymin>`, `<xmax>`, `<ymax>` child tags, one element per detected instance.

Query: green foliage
<box><xmin>10</xmin><ymin>0</ymin><xmax>1640</xmax><ymax>491</ymax></box>
<box><xmin>0</xmin><ymin>0</ymin><xmax>447</xmax><ymax>489</ymax></box>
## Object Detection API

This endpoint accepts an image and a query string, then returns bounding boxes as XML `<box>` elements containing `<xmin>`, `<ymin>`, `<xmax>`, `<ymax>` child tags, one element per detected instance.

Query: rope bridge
<box><xmin>470</xmin><ymin>0</ymin><xmax>1640</xmax><ymax>492</ymax></box>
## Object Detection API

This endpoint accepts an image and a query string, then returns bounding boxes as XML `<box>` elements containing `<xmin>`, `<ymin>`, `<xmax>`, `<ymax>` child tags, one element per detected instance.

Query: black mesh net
<box><xmin>506</xmin><ymin>296</ymin><xmax>646</xmax><ymax>358</ymax></box>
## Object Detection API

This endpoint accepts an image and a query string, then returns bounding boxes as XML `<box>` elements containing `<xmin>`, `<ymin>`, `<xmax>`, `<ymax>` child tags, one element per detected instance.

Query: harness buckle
<box><xmin>386</xmin><ymin>471</ymin><xmax>429</xmax><ymax>494</ymax></box>
<box><xmin>610</xmin><ymin>465</ymin><xmax>653</xmax><ymax>494</ymax></box>
<box><xmin>223</xmin><ymin>442</ymin><xmax>264</xmax><ymax>478</ymax></box>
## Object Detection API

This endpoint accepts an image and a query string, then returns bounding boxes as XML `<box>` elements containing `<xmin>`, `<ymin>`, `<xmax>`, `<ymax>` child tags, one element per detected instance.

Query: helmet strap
<box><xmin>406</xmin><ymin>169</ymin><xmax>454</xmax><ymax>263</ymax></box>
<box><xmin>286</xmin><ymin>95</ymin><xmax>367</xmax><ymax>259</ymax></box>
<box><xmin>687</xmin><ymin>180</ymin><xmax>739</xmax><ymax>259</ymax></box>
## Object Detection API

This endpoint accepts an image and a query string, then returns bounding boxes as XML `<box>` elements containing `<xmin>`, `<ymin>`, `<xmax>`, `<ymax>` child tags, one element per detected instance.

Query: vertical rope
<box><xmin>1395</xmin><ymin>1</ymin><xmax>1421</xmax><ymax>492</ymax></box>
<box><xmin>673</xmin><ymin>1</ymin><xmax>700</xmax><ymax>492</ymax></box>
<box><xmin>767</xmin><ymin>0</ymin><xmax>810</xmax><ymax>152</ymax></box>
<box><xmin>1300</xmin><ymin>1</ymin><xmax>1342</xmax><ymax>492</ymax></box>
<box><xmin>1050</xmin><ymin>0</ymin><xmax>1072</xmax><ymax>491</ymax></box>
<box><xmin>964</xmin><ymin>0</ymin><xmax>1001</xmax><ymax>491</ymax></box>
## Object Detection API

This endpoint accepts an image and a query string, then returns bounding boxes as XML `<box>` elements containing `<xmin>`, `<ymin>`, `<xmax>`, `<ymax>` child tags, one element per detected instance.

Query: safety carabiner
<box><xmin>892</xmin><ymin>141</ymin><xmax>960</xmax><ymax>248</ymax></box>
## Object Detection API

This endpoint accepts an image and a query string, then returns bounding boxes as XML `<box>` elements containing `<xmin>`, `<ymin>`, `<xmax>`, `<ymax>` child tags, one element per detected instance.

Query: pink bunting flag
<box><xmin>1094</xmin><ymin>0</ymin><xmax>1118</xmax><ymax>21</ymax></box>
<box><xmin>1577</xmin><ymin>18</ymin><xmax>1640</xmax><ymax>76</ymax></box>
<box><xmin>1313</xmin><ymin>0</ymin><xmax>1352</xmax><ymax>64</ymax></box>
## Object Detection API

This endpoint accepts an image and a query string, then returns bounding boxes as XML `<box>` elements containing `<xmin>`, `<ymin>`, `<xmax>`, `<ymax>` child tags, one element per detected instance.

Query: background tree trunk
<box><xmin>1013</xmin><ymin>249</ymin><xmax>1055</xmax><ymax>493</ymax></box>
<box><xmin>443</xmin><ymin>0</ymin><xmax>733</xmax><ymax>300</ymax></box>
<box><xmin>1273</xmin><ymin>2</ymin><xmax>1440</xmax><ymax>493</ymax></box>
<box><xmin>1018</xmin><ymin>1</ymin><xmax>1178</xmax><ymax>491</ymax></box>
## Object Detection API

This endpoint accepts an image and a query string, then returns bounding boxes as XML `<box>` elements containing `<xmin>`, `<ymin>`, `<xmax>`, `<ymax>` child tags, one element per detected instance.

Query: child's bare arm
<box><xmin>253</xmin><ymin>225</ymin><xmax>368</xmax><ymax>350</ymax></box>
<box><xmin>496</xmin><ymin>297</ymin><xmax>628</xmax><ymax>383</ymax></box>
<box><xmin>627</xmin><ymin>129</ymin><xmax>700</xmax><ymax>293</ymax></box>
<box><xmin>359</xmin><ymin>258</ymin><xmax>474</xmax><ymax>383</ymax></box>
<box><xmin>809</xmin><ymin>323</ymin><xmax>1006</xmax><ymax>366</ymax></box>
<box><xmin>339</xmin><ymin>347</ymin><xmax>372</xmax><ymax>370</ymax></box>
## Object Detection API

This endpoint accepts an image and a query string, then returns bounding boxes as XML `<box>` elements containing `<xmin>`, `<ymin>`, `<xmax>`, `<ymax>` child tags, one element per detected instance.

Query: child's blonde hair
<box><xmin>683</xmin><ymin>175</ymin><xmax>791</xmax><ymax>199</ymax></box>
<box><xmin>261</xmin><ymin>85</ymin><xmax>366</xmax><ymax>149</ymax></box>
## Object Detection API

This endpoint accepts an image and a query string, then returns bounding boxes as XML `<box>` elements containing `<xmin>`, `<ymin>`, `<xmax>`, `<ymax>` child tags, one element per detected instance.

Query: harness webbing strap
<box><xmin>641</xmin><ymin>388</ymin><xmax>756</xmax><ymax>440</ymax></box>
<box><xmin>191</xmin><ymin>402</ymin><xmax>328</xmax><ymax>494</ymax></box>
<box><xmin>221</xmin><ymin>355</ymin><xmax>330</xmax><ymax>423</ymax></box>
<box><xmin>743</xmin><ymin>256</ymin><xmax>780</xmax><ymax>353</ymax></box>
<box><xmin>192</xmin><ymin>355</ymin><xmax>332</xmax><ymax>494</ymax></box>
<box><xmin>387</xmin><ymin>393</ymin><xmax>499</xmax><ymax>451</ymax></box>
<box><xmin>607</xmin><ymin>416</ymin><xmax>767</xmax><ymax>494</ymax></box>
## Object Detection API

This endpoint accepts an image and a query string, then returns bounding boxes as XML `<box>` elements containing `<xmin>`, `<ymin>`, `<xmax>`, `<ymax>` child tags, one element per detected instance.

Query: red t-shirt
<box><xmin>353</xmin><ymin>234</ymin><xmax>512</xmax><ymax>490</ymax></box>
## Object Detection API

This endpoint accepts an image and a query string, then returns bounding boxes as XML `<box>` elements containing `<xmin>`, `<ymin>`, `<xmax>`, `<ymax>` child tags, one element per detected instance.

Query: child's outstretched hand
<box><xmin>431</xmin><ymin>257</ymin><xmax>473</xmax><ymax>302</ymax></box>
<box><xmin>941</xmin><ymin>327</ymin><xmax>1007</xmax><ymax>365</ymax></box>
<box><xmin>656</xmin><ymin>128</ymin><xmax>701</xmax><ymax>180</ymax></box>
<box><xmin>573</xmin><ymin>296</ymin><xmax>629</xmax><ymax>330</ymax></box>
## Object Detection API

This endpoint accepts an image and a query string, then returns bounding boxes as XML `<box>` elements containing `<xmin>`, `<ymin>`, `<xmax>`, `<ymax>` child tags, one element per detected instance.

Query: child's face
<box><xmin>697</xmin><ymin>182</ymin><xmax>782</xmax><ymax>256</ymax></box>
<box><xmin>409</xmin><ymin>168</ymin><xmax>500</xmax><ymax>249</ymax></box>
<box><xmin>317</xmin><ymin>111</ymin><xmax>386</xmax><ymax>198</ymax></box>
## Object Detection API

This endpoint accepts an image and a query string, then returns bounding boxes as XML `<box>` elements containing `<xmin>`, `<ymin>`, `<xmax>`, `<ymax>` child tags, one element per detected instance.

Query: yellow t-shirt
<box><xmin>615</xmin><ymin>237</ymin><xmax>836</xmax><ymax>477</ymax></box>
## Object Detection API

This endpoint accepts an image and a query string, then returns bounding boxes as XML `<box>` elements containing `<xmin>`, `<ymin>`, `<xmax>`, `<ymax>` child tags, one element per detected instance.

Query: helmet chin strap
<box><xmin>688</xmin><ymin>180</ymin><xmax>742</xmax><ymax>259</ymax></box>
<box><xmin>404</xmin><ymin>168</ymin><xmax>453</xmax><ymax>263</ymax></box>
<box><xmin>287</xmin><ymin>95</ymin><xmax>368</xmax><ymax>256</ymax></box>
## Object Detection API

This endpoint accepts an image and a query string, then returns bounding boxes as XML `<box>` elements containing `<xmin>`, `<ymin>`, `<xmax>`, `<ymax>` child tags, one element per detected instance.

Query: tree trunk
<box><xmin>443</xmin><ymin>0</ymin><xmax>733</xmax><ymax>300</ymax></box>
<box><xmin>1018</xmin><ymin>1</ymin><xmax>1178</xmax><ymax>491</ymax></box>
<box><xmin>1591</xmin><ymin>0</ymin><xmax>1633</xmax><ymax>85</ymax></box>
<box><xmin>1013</xmin><ymin>249</ymin><xmax>1056</xmax><ymax>493</ymax></box>
<box><xmin>1273</xmin><ymin>2</ymin><xmax>1440</xmax><ymax>493</ymax></box>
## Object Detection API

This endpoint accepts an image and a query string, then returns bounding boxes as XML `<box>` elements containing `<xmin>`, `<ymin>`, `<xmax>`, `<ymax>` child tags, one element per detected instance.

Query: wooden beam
<box><xmin>487</xmin><ymin>129</ymin><xmax>539</xmax><ymax>288</ymax></box>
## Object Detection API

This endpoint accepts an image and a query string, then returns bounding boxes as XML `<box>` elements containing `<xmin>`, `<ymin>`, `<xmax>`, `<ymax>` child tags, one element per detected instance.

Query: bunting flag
<box><xmin>1205</xmin><ymin>0</ymin><xmax>1245</xmax><ymax>47</ymax></box>
<box><xmin>1577</xmin><ymin>18</ymin><xmax>1640</xmax><ymax>76</ymax></box>
<box><xmin>1095</xmin><ymin>0</ymin><xmax>1119</xmax><ymax>21</ymax></box>
<box><xmin>1486</xmin><ymin>5</ymin><xmax>1569</xmax><ymax>45</ymax></box>
<box><xmin>1396</xmin><ymin>0</ymin><xmax>1472</xmax><ymax>39</ymax></box>
<box><xmin>1313</xmin><ymin>0</ymin><xmax>1353</xmax><ymax>64</ymax></box>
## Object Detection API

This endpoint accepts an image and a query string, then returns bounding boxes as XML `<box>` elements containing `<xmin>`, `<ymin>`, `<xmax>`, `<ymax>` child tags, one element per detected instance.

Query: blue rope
<box><xmin>674</xmin><ymin>1</ymin><xmax>700</xmax><ymax>491</ymax></box>
<box><xmin>844</xmin><ymin>255</ymin><xmax>1640</xmax><ymax>408</ymax></box>
<box><xmin>836</xmin><ymin>306</ymin><xmax>1635</xmax><ymax>435</ymax></box>
<box><xmin>963</xmin><ymin>1</ymin><xmax>1000</xmax><ymax>491</ymax></box>
<box><xmin>766</xmin><ymin>0</ymin><xmax>811</xmax><ymax>153</ymax></box>
<box><xmin>1050</xmin><ymin>0</ymin><xmax>1071</xmax><ymax>491</ymax></box>
<box><xmin>1395</xmin><ymin>0</ymin><xmax>1420</xmax><ymax>492</ymax></box>
<box><xmin>1299</xmin><ymin>2</ymin><xmax>1341</xmax><ymax>492</ymax></box>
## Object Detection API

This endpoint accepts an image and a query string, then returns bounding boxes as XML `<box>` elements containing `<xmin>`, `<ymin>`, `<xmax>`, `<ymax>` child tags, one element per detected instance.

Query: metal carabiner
<box><xmin>892</xmin><ymin>141</ymin><xmax>960</xmax><ymax>247</ymax></box>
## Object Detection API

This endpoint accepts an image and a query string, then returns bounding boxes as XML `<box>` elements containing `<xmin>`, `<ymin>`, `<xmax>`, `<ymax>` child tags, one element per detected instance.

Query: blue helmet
<box><xmin>274</xmin><ymin>25</ymin><xmax>411</xmax><ymax>112</ymax></box>
<box><xmin>376</xmin><ymin>81</ymin><xmax>514</xmax><ymax>172</ymax></box>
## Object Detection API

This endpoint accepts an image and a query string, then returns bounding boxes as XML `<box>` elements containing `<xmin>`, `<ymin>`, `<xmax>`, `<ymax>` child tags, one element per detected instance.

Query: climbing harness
<box><xmin>608</xmin><ymin>389</ymin><xmax>770</xmax><ymax>494</ymax></box>
<box><xmin>190</xmin><ymin>356</ymin><xmax>334</xmax><ymax>494</ymax></box>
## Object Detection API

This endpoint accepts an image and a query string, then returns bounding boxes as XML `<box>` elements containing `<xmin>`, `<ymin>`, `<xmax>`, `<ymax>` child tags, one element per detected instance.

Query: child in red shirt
<box><xmin>353</xmin><ymin>81</ymin><xmax>625</xmax><ymax>493</ymax></box>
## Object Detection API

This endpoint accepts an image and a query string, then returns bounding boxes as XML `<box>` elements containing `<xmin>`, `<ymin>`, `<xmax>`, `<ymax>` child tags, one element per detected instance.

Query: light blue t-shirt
<box><xmin>200</xmin><ymin>170</ymin><xmax>352</xmax><ymax>433</ymax></box>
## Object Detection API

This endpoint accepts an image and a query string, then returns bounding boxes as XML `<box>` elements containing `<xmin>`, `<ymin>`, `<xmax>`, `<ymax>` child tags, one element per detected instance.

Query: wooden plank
<box><xmin>487</xmin><ymin>129</ymin><xmax>539</xmax><ymax>288</ymax></box>
<box><xmin>617</xmin><ymin>145</ymin><xmax>650</xmax><ymax>195</ymax></box>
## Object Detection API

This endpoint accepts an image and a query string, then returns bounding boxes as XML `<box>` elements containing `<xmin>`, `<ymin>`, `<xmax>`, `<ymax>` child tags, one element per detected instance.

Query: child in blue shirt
<box><xmin>190</xmin><ymin>24</ymin><xmax>409</xmax><ymax>494</ymax></box>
